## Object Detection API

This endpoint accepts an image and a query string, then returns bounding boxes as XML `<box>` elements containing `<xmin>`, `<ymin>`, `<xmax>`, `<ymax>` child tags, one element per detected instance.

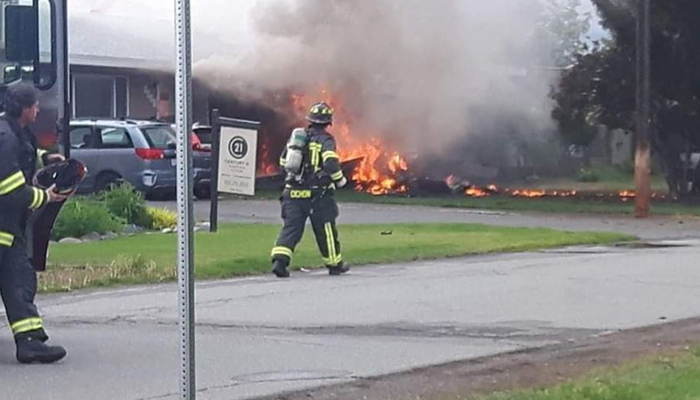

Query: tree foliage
<box><xmin>552</xmin><ymin>0</ymin><xmax>700</xmax><ymax>197</ymax></box>
<box><xmin>539</xmin><ymin>0</ymin><xmax>592</xmax><ymax>67</ymax></box>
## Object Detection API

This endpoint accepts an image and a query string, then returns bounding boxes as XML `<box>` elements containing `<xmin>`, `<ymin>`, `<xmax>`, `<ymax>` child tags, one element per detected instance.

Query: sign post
<box><xmin>209</xmin><ymin>110</ymin><xmax>261</xmax><ymax>232</ymax></box>
<box><xmin>174</xmin><ymin>0</ymin><xmax>195</xmax><ymax>398</ymax></box>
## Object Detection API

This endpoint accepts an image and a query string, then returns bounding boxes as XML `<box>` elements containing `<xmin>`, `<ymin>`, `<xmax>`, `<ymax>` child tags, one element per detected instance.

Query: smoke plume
<box><xmin>71</xmin><ymin>0</ymin><xmax>565</xmax><ymax>178</ymax></box>
<box><xmin>196</xmin><ymin>0</ymin><xmax>559</xmax><ymax>164</ymax></box>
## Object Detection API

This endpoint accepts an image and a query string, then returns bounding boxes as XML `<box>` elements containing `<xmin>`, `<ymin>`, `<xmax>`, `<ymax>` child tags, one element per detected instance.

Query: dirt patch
<box><xmin>257</xmin><ymin>317</ymin><xmax>700</xmax><ymax>400</ymax></box>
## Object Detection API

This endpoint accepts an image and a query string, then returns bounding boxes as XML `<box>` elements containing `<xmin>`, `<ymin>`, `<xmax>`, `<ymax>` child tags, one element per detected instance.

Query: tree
<box><xmin>541</xmin><ymin>0</ymin><xmax>601</xmax><ymax>150</ymax></box>
<box><xmin>552</xmin><ymin>0</ymin><xmax>700</xmax><ymax>198</ymax></box>
<box><xmin>539</xmin><ymin>0</ymin><xmax>592</xmax><ymax>67</ymax></box>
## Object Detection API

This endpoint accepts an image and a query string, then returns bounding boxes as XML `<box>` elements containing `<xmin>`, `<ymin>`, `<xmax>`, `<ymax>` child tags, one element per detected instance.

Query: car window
<box><xmin>97</xmin><ymin>127</ymin><xmax>133</xmax><ymax>149</ymax></box>
<box><xmin>141</xmin><ymin>126</ymin><xmax>176</xmax><ymax>149</ymax></box>
<box><xmin>69</xmin><ymin>126</ymin><xmax>93</xmax><ymax>149</ymax></box>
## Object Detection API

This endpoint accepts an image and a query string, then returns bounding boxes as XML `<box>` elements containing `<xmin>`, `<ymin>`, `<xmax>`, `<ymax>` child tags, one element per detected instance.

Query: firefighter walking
<box><xmin>0</xmin><ymin>84</ymin><xmax>68</xmax><ymax>363</ymax></box>
<box><xmin>271</xmin><ymin>102</ymin><xmax>349</xmax><ymax>278</ymax></box>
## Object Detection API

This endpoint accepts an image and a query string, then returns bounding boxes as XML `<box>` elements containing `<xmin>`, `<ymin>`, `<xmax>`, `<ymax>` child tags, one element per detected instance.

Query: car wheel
<box><xmin>94</xmin><ymin>172</ymin><xmax>122</xmax><ymax>193</ymax></box>
<box><xmin>194</xmin><ymin>184</ymin><xmax>211</xmax><ymax>200</ymax></box>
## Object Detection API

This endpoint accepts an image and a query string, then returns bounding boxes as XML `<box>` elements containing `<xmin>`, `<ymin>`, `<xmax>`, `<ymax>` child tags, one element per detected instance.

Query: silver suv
<box><xmin>68</xmin><ymin>119</ymin><xmax>211</xmax><ymax>197</ymax></box>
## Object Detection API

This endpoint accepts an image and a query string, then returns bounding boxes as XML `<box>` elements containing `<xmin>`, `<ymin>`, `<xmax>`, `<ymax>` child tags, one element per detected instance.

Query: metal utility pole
<box><xmin>634</xmin><ymin>0</ymin><xmax>651</xmax><ymax>218</ymax></box>
<box><xmin>174</xmin><ymin>0</ymin><xmax>195</xmax><ymax>398</ymax></box>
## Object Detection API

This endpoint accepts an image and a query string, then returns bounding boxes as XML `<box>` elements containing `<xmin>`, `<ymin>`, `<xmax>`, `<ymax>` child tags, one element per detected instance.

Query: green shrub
<box><xmin>576</xmin><ymin>168</ymin><xmax>600</xmax><ymax>182</ymax></box>
<box><xmin>53</xmin><ymin>198</ymin><xmax>124</xmax><ymax>240</ymax></box>
<box><xmin>100</xmin><ymin>183</ymin><xmax>150</xmax><ymax>226</ymax></box>
<box><xmin>145</xmin><ymin>207</ymin><xmax>177</xmax><ymax>231</ymax></box>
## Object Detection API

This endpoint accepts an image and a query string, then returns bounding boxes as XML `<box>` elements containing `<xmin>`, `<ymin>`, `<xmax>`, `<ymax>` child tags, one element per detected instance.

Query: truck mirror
<box><xmin>5</xmin><ymin>5</ymin><xmax>38</xmax><ymax>62</ymax></box>
<box><xmin>3</xmin><ymin>65</ymin><xmax>20</xmax><ymax>84</ymax></box>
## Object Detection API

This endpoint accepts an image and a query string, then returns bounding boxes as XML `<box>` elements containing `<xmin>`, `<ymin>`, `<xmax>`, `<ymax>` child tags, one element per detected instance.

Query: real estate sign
<box><xmin>218</xmin><ymin>126</ymin><xmax>258</xmax><ymax>196</ymax></box>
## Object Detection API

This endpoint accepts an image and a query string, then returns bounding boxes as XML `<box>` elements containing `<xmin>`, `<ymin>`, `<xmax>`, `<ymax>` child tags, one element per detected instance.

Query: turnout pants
<box><xmin>271</xmin><ymin>189</ymin><xmax>342</xmax><ymax>267</ymax></box>
<box><xmin>0</xmin><ymin>236</ymin><xmax>44</xmax><ymax>338</ymax></box>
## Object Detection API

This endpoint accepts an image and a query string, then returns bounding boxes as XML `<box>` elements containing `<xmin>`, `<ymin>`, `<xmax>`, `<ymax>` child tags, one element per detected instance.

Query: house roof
<box><xmin>68</xmin><ymin>10</ymin><xmax>228</xmax><ymax>71</ymax></box>
<box><xmin>69</xmin><ymin>12</ymin><xmax>173</xmax><ymax>70</ymax></box>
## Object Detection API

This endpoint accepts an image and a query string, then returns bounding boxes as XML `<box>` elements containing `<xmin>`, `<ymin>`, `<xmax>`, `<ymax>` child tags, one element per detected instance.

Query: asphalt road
<box><xmin>2</xmin><ymin>238</ymin><xmax>700</xmax><ymax>399</ymax></box>
<box><xmin>155</xmin><ymin>198</ymin><xmax>700</xmax><ymax>240</ymax></box>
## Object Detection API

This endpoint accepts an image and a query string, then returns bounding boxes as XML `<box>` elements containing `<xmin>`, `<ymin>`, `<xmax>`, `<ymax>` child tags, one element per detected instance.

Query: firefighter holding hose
<box><xmin>0</xmin><ymin>84</ymin><xmax>69</xmax><ymax>363</ymax></box>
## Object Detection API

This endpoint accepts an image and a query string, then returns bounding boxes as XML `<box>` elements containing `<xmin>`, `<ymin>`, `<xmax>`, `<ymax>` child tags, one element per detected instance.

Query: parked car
<box><xmin>192</xmin><ymin>122</ymin><xmax>212</xmax><ymax>152</ymax></box>
<box><xmin>171</xmin><ymin>122</ymin><xmax>213</xmax><ymax>198</ymax></box>
<box><xmin>68</xmin><ymin>119</ymin><xmax>211</xmax><ymax>198</ymax></box>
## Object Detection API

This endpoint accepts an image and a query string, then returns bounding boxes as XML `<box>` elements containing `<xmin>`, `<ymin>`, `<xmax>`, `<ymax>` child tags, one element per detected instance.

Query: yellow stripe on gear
<box><xmin>11</xmin><ymin>317</ymin><xmax>43</xmax><ymax>335</ymax></box>
<box><xmin>324</xmin><ymin>223</ymin><xmax>334</xmax><ymax>265</ymax></box>
<box><xmin>29</xmin><ymin>189</ymin><xmax>39</xmax><ymax>208</ymax></box>
<box><xmin>309</xmin><ymin>143</ymin><xmax>322</xmax><ymax>170</ymax></box>
<box><xmin>0</xmin><ymin>171</ymin><xmax>26</xmax><ymax>195</ymax></box>
<box><xmin>29</xmin><ymin>188</ymin><xmax>46</xmax><ymax>209</ymax></box>
<box><xmin>331</xmin><ymin>171</ymin><xmax>344</xmax><ymax>181</ymax></box>
<box><xmin>322</xmin><ymin>151</ymin><xmax>339</xmax><ymax>162</ymax></box>
<box><xmin>271</xmin><ymin>246</ymin><xmax>294</xmax><ymax>258</ymax></box>
<box><xmin>0</xmin><ymin>231</ymin><xmax>14</xmax><ymax>247</ymax></box>
<box><xmin>36</xmin><ymin>149</ymin><xmax>48</xmax><ymax>169</ymax></box>
<box><xmin>325</xmin><ymin>223</ymin><xmax>341</xmax><ymax>266</ymax></box>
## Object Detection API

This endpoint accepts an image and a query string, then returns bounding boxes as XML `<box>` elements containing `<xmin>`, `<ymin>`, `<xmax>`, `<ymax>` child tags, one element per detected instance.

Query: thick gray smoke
<box><xmin>71</xmin><ymin>0</ymin><xmax>565</xmax><ymax>177</ymax></box>
<box><xmin>196</xmin><ymin>0</ymin><xmax>559</xmax><ymax>163</ymax></box>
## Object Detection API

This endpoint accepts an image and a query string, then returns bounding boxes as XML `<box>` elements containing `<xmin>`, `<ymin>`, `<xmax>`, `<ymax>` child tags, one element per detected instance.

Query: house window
<box><xmin>73</xmin><ymin>74</ymin><xmax>129</xmax><ymax>118</ymax></box>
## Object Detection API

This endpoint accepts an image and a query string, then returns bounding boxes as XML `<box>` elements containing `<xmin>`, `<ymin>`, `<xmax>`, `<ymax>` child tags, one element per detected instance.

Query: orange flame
<box><xmin>465</xmin><ymin>187</ymin><xmax>489</xmax><ymax>197</ymax></box>
<box><xmin>550</xmin><ymin>190</ymin><xmax>578</xmax><ymax>197</ymax></box>
<box><xmin>258</xmin><ymin>135</ymin><xmax>277</xmax><ymax>176</ymax></box>
<box><xmin>291</xmin><ymin>90</ymin><xmax>409</xmax><ymax>195</ymax></box>
<box><xmin>510</xmin><ymin>189</ymin><xmax>546</xmax><ymax>198</ymax></box>
<box><xmin>450</xmin><ymin>179</ymin><xmax>581</xmax><ymax>199</ymax></box>
<box><xmin>452</xmin><ymin>181</ymin><xmax>665</xmax><ymax>202</ymax></box>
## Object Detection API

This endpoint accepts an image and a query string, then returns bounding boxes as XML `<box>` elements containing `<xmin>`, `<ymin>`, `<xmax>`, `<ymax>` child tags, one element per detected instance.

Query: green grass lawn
<box><xmin>332</xmin><ymin>191</ymin><xmax>700</xmax><ymax>216</ymax></box>
<box><xmin>469</xmin><ymin>347</ymin><xmax>700</xmax><ymax>400</ymax></box>
<box><xmin>43</xmin><ymin>223</ymin><xmax>632</xmax><ymax>292</ymax></box>
<box><xmin>236</xmin><ymin>185</ymin><xmax>700</xmax><ymax>217</ymax></box>
<box><xmin>531</xmin><ymin>165</ymin><xmax>669</xmax><ymax>193</ymax></box>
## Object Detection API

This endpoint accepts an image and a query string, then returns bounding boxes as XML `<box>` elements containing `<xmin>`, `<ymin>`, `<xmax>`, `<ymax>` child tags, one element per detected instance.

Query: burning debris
<box><xmin>346</xmin><ymin>146</ymin><xmax>410</xmax><ymax>195</ymax></box>
<box><xmin>218</xmin><ymin>94</ymin><xmax>664</xmax><ymax>204</ymax></box>
<box><xmin>289</xmin><ymin>91</ymin><xmax>411</xmax><ymax>195</ymax></box>
<box><xmin>196</xmin><ymin>0</ymin><xmax>561</xmax><ymax>196</ymax></box>
<box><xmin>451</xmin><ymin>181</ymin><xmax>665</xmax><ymax>202</ymax></box>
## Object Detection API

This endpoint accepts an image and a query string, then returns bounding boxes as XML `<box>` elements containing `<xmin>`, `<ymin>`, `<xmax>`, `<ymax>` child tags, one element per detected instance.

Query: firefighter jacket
<box><xmin>0</xmin><ymin>117</ymin><xmax>50</xmax><ymax>247</ymax></box>
<box><xmin>279</xmin><ymin>126</ymin><xmax>345</xmax><ymax>190</ymax></box>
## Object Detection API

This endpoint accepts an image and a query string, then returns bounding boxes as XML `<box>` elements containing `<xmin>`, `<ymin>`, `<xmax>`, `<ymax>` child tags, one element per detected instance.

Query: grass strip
<box><xmin>44</xmin><ymin>223</ymin><xmax>633</xmax><ymax>292</ymax></box>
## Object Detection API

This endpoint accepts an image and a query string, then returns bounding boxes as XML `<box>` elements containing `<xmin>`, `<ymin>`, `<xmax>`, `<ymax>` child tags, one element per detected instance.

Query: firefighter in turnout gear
<box><xmin>0</xmin><ymin>84</ymin><xmax>69</xmax><ymax>363</ymax></box>
<box><xmin>271</xmin><ymin>102</ymin><xmax>349</xmax><ymax>278</ymax></box>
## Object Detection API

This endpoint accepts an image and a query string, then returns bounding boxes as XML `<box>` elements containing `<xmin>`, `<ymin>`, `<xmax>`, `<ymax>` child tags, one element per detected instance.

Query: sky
<box><xmin>70</xmin><ymin>0</ymin><xmax>607</xmax><ymax>60</ymax></box>
<box><xmin>580</xmin><ymin>0</ymin><xmax>607</xmax><ymax>39</ymax></box>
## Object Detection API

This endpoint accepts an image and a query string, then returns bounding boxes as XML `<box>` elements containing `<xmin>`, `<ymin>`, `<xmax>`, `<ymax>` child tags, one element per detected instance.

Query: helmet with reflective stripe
<box><xmin>306</xmin><ymin>102</ymin><xmax>333</xmax><ymax>125</ymax></box>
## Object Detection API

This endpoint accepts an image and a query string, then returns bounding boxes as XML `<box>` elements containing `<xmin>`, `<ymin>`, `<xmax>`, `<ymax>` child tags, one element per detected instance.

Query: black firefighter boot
<box><xmin>16</xmin><ymin>332</ymin><xmax>67</xmax><ymax>364</ymax></box>
<box><xmin>271</xmin><ymin>259</ymin><xmax>290</xmax><ymax>278</ymax></box>
<box><xmin>328</xmin><ymin>262</ymin><xmax>349</xmax><ymax>276</ymax></box>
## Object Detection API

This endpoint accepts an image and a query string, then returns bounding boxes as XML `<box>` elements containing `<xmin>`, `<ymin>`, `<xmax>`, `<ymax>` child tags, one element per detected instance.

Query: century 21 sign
<box><xmin>218</xmin><ymin>127</ymin><xmax>258</xmax><ymax>196</ymax></box>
